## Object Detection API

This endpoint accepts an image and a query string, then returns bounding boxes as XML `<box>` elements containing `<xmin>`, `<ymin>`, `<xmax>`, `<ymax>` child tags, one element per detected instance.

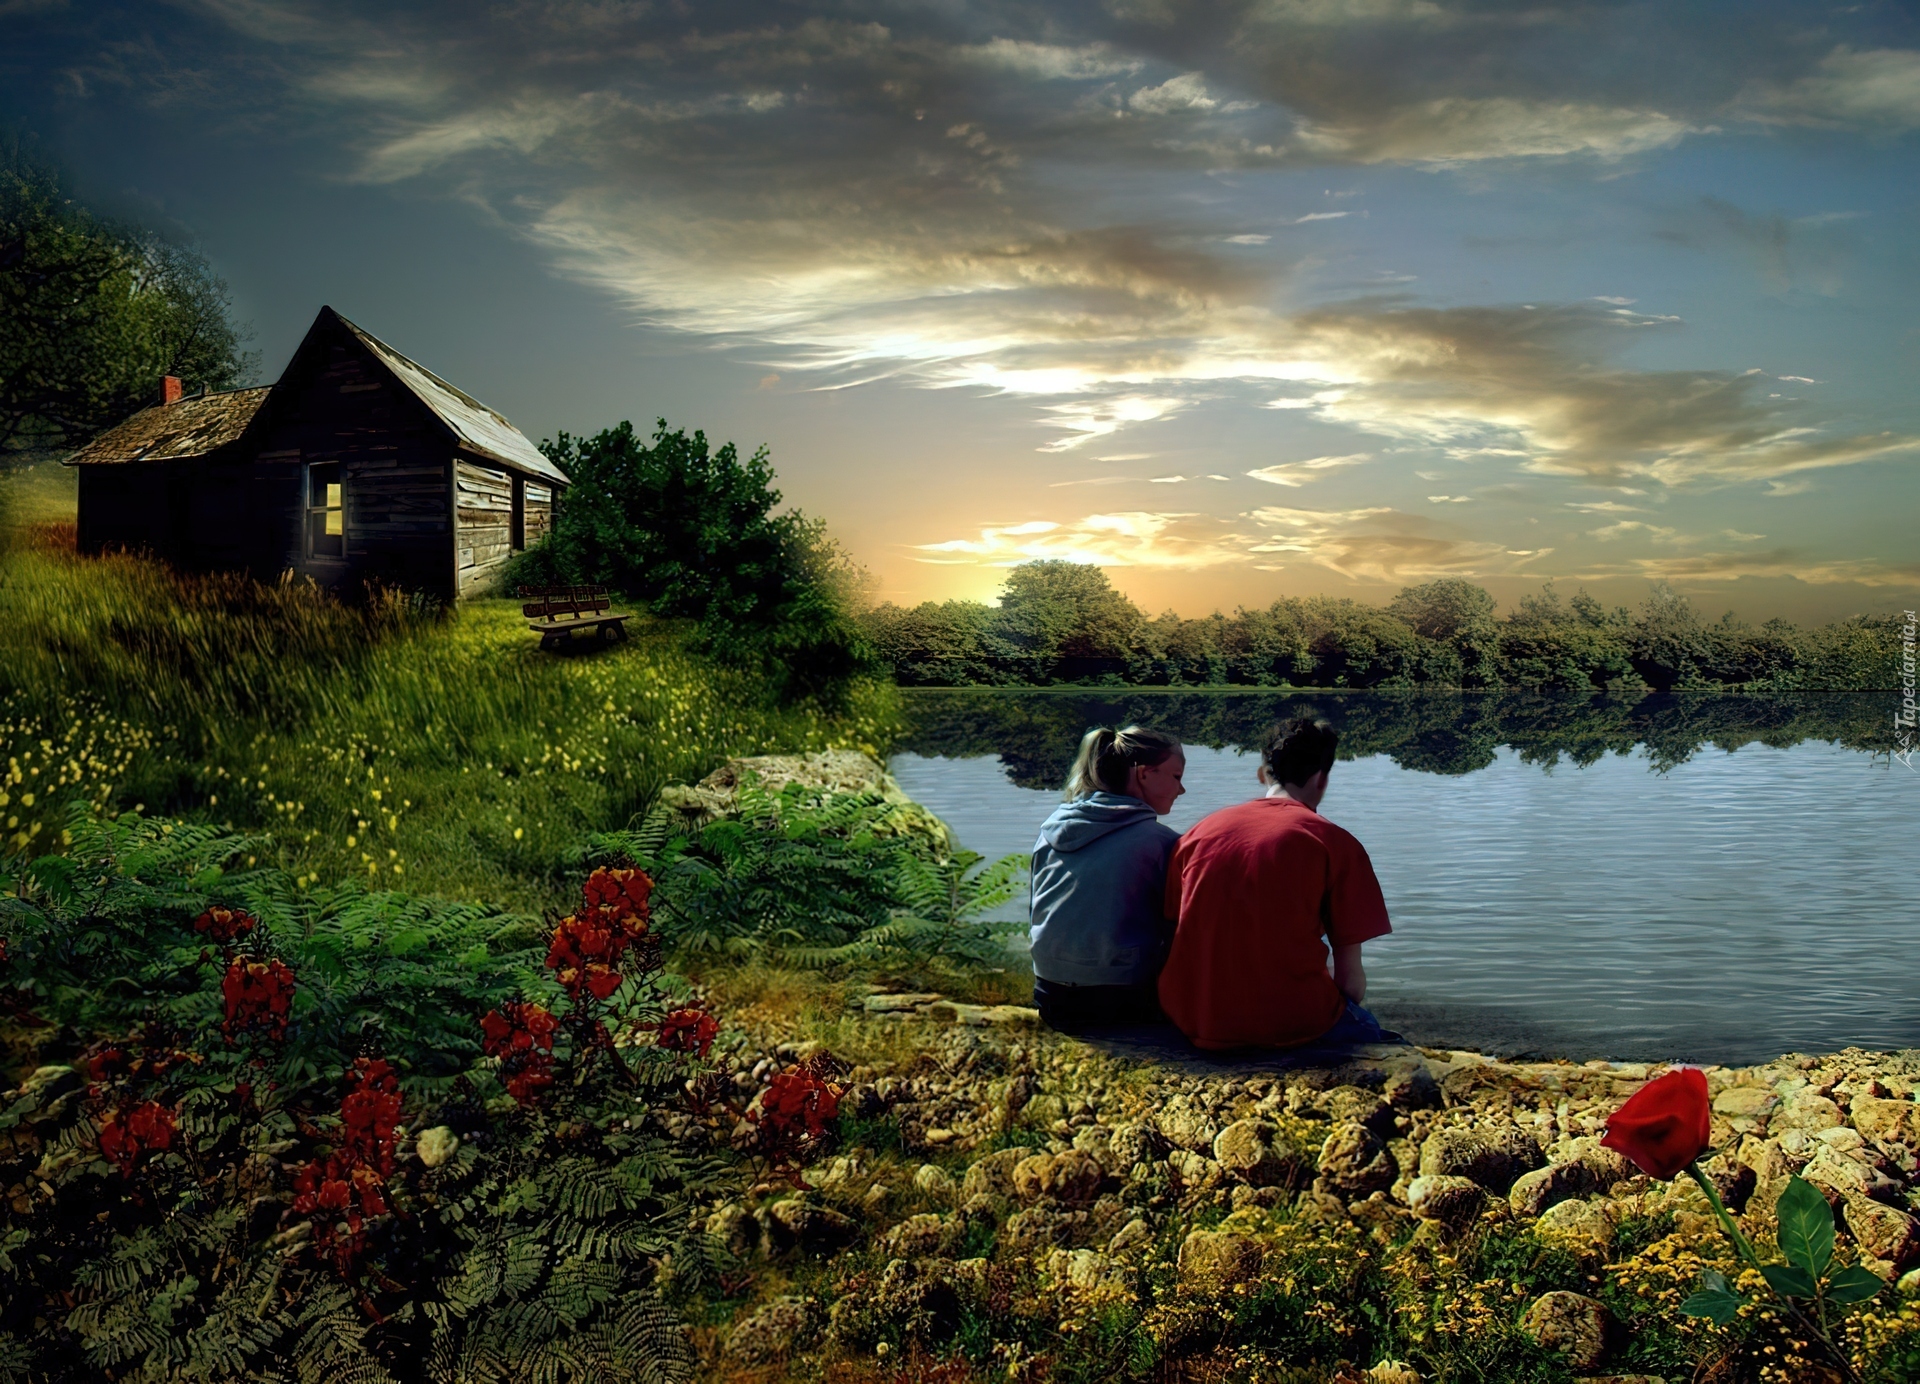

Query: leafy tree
<box><xmin>1500</xmin><ymin>582</ymin><xmax>1635</xmax><ymax>689</ymax></box>
<box><xmin>1389</xmin><ymin>578</ymin><xmax>1501</xmax><ymax>686</ymax></box>
<box><xmin>516</xmin><ymin>420</ymin><xmax>875</xmax><ymax>698</ymax></box>
<box><xmin>989</xmin><ymin>560</ymin><xmax>1144</xmax><ymax>671</ymax></box>
<box><xmin>0</xmin><ymin>138</ymin><xmax>254</xmax><ymax>460</ymax></box>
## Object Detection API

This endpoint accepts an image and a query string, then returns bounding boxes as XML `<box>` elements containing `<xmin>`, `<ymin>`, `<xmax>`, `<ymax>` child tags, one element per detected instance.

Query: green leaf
<box><xmin>1825</xmin><ymin>1265</ymin><xmax>1885</xmax><ymax>1304</ymax></box>
<box><xmin>1762</xmin><ymin>1263</ymin><xmax>1819</xmax><ymax>1299</ymax></box>
<box><xmin>1681</xmin><ymin>1270</ymin><xmax>1744</xmax><ymax>1325</ymax></box>
<box><xmin>1776</xmin><ymin>1176</ymin><xmax>1835</xmax><ymax>1275</ymax></box>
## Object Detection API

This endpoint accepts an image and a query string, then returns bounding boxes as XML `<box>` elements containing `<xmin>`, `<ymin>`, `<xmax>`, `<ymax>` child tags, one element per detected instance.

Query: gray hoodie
<box><xmin>1029</xmin><ymin>792</ymin><xmax>1180</xmax><ymax>988</ymax></box>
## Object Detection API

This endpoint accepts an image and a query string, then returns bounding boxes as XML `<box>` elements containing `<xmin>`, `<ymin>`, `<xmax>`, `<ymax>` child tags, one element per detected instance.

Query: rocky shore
<box><xmin>676</xmin><ymin>991</ymin><xmax>1920</xmax><ymax>1383</ymax></box>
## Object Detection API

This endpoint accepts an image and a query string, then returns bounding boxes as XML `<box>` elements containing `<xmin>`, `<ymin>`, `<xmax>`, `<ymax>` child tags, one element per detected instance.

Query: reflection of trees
<box><xmin>893</xmin><ymin>689</ymin><xmax>1885</xmax><ymax>789</ymax></box>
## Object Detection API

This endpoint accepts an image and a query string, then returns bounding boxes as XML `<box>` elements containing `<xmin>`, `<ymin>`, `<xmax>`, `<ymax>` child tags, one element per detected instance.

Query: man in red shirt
<box><xmin>1158</xmin><ymin>717</ymin><xmax>1396</xmax><ymax>1050</ymax></box>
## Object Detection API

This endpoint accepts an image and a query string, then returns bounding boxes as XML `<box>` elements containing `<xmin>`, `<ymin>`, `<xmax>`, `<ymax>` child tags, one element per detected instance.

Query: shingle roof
<box><xmin>333</xmin><ymin>312</ymin><xmax>570</xmax><ymax>487</ymax></box>
<box><xmin>63</xmin><ymin>387</ymin><xmax>273</xmax><ymax>466</ymax></box>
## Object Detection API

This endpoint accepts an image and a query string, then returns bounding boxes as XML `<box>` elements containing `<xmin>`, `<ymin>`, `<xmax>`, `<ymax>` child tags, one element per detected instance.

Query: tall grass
<box><xmin>0</xmin><ymin>529</ymin><xmax>900</xmax><ymax>912</ymax></box>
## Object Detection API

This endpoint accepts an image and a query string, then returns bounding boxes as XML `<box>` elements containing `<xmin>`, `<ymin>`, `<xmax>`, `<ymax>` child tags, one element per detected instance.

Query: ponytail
<box><xmin>1064</xmin><ymin>725</ymin><xmax>1181</xmax><ymax>801</ymax></box>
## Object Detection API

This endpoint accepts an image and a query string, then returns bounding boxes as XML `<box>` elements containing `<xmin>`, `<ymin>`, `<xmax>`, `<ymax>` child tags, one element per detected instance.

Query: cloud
<box><xmin>1129</xmin><ymin>72</ymin><xmax>1219</xmax><ymax>114</ymax></box>
<box><xmin>1246</xmin><ymin>453</ymin><xmax>1371</xmax><ymax>486</ymax></box>
<box><xmin>1245</xmin><ymin>505</ymin><xmax>1544</xmax><ymax>581</ymax></box>
<box><xmin>916</xmin><ymin>511</ymin><xmax>1254</xmax><ymax>567</ymax></box>
<box><xmin>1589</xmin><ymin>520</ymin><xmax>1678</xmax><ymax>542</ymax></box>
<box><xmin>958</xmin><ymin>38</ymin><xmax>1144</xmax><ymax>80</ymax></box>
<box><xmin>1257</xmin><ymin>303</ymin><xmax>1920</xmax><ymax>486</ymax></box>
<box><xmin>1619</xmin><ymin>550</ymin><xmax>1920</xmax><ymax>587</ymax></box>
<box><xmin>1741</xmin><ymin>47</ymin><xmax>1920</xmax><ymax>130</ymax></box>
<box><xmin>1295</xmin><ymin>99</ymin><xmax>1698</xmax><ymax>165</ymax></box>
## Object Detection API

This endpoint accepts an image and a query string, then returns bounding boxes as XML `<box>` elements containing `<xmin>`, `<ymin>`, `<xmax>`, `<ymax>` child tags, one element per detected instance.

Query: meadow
<box><xmin>0</xmin><ymin>465</ymin><xmax>897</xmax><ymax>914</ymax></box>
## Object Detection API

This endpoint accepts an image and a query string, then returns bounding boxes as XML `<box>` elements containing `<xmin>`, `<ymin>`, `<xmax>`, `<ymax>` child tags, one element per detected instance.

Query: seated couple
<box><xmin>1028</xmin><ymin>717</ymin><xmax>1398</xmax><ymax>1052</ymax></box>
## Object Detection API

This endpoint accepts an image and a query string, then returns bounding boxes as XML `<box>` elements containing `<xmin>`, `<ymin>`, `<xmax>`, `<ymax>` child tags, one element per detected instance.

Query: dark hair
<box><xmin>1263</xmin><ymin>717</ymin><xmax>1337</xmax><ymax>788</ymax></box>
<box><xmin>1064</xmin><ymin>725</ymin><xmax>1181</xmax><ymax>800</ymax></box>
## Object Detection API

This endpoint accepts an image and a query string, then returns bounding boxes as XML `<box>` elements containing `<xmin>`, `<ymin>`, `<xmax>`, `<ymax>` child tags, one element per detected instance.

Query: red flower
<box><xmin>753</xmin><ymin>1066</ymin><xmax>843</xmax><ymax>1140</ymax></box>
<box><xmin>1600</xmin><ymin>1067</ymin><xmax>1712</xmax><ymax>1180</ymax></box>
<box><xmin>193</xmin><ymin>905</ymin><xmax>257</xmax><ymax>944</ymax></box>
<box><xmin>657</xmin><ymin>1006</ymin><xmax>719</xmax><ymax>1058</ymax></box>
<box><xmin>222</xmin><ymin>957</ymin><xmax>295</xmax><ymax>1040</ymax></box>
<box><xmin>480</xmin><ymin>1002</ymin><xmax>558</xmax><ymax>1057</ymax></box>
<box><xmin>583</xmin><ymin>866</ymin><xmax>653</xmax><ymax>927</ymax></box>
<box><xmin>480</xmin><ymin>1002</ymin><xmax>561</xmax><ymax>1106</ymax></box>
<box><xmin>98</xmin><ymin>1100</ymin><xmax>177</xmax><ymax>1177</ymax></box>
<box><xmin>338</xmin><ymin>1057</ymin><xmax>402</xmax><ymax>1175</ymax></box>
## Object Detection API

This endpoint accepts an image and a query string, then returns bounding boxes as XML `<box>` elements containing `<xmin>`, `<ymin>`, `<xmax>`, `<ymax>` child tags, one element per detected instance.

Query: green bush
<box><xmin>507</xmin><ymin>420</ymin><xmax>876</xmax><ymax>699</ymax></box>
<box><xmin>584</xmin><ymin>776</ymin><xmax>1024</xmax><ymax>972</ymax></box>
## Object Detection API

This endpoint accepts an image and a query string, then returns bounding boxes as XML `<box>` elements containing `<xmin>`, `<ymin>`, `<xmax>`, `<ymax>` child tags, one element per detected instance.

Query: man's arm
<box><xmin>1331</xmin><ymin>942</ymin><xmax>1367</xmax><ymax>1004</ymax></box>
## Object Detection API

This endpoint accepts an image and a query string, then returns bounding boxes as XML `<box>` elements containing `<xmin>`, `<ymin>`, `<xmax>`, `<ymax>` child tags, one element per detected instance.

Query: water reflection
<box><xmin>888</xmin><ymin>690</ymin><xmax>1913</xmax><ymax>1065</ymax></box>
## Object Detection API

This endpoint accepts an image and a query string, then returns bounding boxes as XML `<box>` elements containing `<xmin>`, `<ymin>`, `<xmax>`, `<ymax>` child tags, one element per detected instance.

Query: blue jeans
<box><xmin>1032</xmin><ymin>978</ymin><xmax>1163</xmax><ymax>1031</ymax></box>
<box><xmin>1314</xmin><ymin>999</ymin><xmax>1402</xmax><ymax>1047</ymax></box>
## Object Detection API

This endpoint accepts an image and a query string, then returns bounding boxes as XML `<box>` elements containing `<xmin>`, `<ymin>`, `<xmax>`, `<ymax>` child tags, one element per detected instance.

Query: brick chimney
<box><xmin>161</xmin><ymin>376</ymin><xmax>183</xmax><ymax>405</ymax></box>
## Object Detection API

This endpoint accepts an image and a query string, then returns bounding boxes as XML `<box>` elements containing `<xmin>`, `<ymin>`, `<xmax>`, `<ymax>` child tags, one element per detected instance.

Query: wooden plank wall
<box><xmin>454</xmin><ymin>459</ymin><xmax>515</xmax><ymax>597</ymax></box>
<box><xmin>525</xmin><ymin>483</ymin><xmax>554</xmax><ymax>547</ymax></box>
<box><xmin>250</xmin><ymin>329</ymin><xmax>454</xmax><ymax>600</ymax></box>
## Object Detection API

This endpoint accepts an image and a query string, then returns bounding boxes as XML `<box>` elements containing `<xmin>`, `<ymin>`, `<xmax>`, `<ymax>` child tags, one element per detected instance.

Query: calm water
<box><xmin>890</xmin><ymin>690</ymin><xmax>1914</xmax><ymax>1064</ymax></box>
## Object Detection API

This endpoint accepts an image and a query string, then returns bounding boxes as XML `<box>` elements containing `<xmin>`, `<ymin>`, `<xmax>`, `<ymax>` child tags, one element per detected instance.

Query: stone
<box><xmin>880</xmin><ymin>1213</ymin><xmax>960</xmax><ymax>1260</ymax></box>
<box><xmin>1177</xmin><ymin>1230</ymin><xmax>1264</xmax><ymax>1290</ymax></box>
<box><xmin>1012</xmin><ymin>1150</ymin><xmax>1104</xmax><ymax>1205</ymax></box>
<box><xmin>1712</xmin><ymin>1087</ymin><xmax>1778</xmax><ymax>1122</ymax></box>
<box><xmin>1158</xmin><ymin>1097</ymin><xmax>1220</xmax><ymax>1153</ymax></box>
<box><xmin>1804</xmin><ymin>1146</ymin><xmax>1899</xmax><ymax>1202</ymax></box>
<box><xmin>1002</xmin><ymin>1206</ymin><xmax>1080</xmax><ymax>1254</ymax></box>
<box><xmin>1536</xmin><ymin>1197</ymin><xmax>1615</xmax><ymax>1245</ymax></box>
<box><xmin>1522</xmin><ymin>1291</ymin><xmax>1612</xmax><ymax>1372</ymax></box>
<box><xmin>1071</xmin><ymin>1125</ymin><xmax>1116</xmax><ymax>1170</ymax></box>
<box><xmin>1366</xmin><ymin>1363</ymin><xmax>1423</xmax><ymax>1384</ymax></box>
<box><xmin>1418</xmin><ymin>1125</ymin><xmax>1543</xmax><ymax>1195</ymax></box>
<box><xmin>1510</xmin><ymin>1162</ymin><xmax>1598</xmax><ymax>1217</ymax></box>
<box><xmin>1844</xmin><ymin>1197</ymin><xmax>1920</xmax><ymax>1272</ymax></box>
<box><xmin>1108</xmin><ymin>1216</ymin><xmax>1153</xmax><ymax>1255</ymax></box>
<box><xmin>1556</xmin><ymin>1137</ymin><xmax>1637</xmax><ymax>1191</ymax></box>
<box><xmin>706</xmin><ymin>1202</ymin><xmax>757</xmax><ymax>1257</ymax></box>
<box><xmin>1108</xmin><ymin>1122</ymin><xmax>1169</xmax><ymax>1170</ymax></box>
<box><xmin>1382</xmin><ymin>1062</ymin><xmax>1443</xmax><ymax>1111</ymax></box>
<box><xmin>1852</xmin><ymin>1096</ymin><xmax>1920</xmax><ymax>1148</ymax></box>
<box><xmin>1318</xmin><ymin>1122</ymin><xmax>1397</xmax><ymax>1197</ymax></box>
<box><xmin>1899</xmin><ymin>1267</ymin><xmax>1920</xmax><ymax>1295</ymax></box>
<box><xmin>763</xmin><ymin>1198</ymin><xmax>860</xmax><ymax>1254</ymax></box>
<box><xmin>914</xmin><ymin>1164</ymin><xmax>955</xmax><ymax>1200</ymax></box>
<box><xmin>826</xmin><ymin>1258</ymin><xmax>964</xmax><ymax>1349</ymax></box>
<box><xmin>961</xmin><ymin>1148</ymin><xmax>1026</xmax><ymax>1200</ymax></box>
<box><xmin>1022</xmin><ymin>1094</ymin><xmax>1068</xmax><ymax>1126</ymax></box>
<box><xmin>1046</xmin><ymin>1247</ymin><xmax>1130</xmax><ymax>1294</ymax></box>
<box><xmin>1321</xmin><ymin>1086</ymin><xmax>1398</xmax><ymax>1138</ymax></box>
<box><xmin>415</xmin><ymin>1126</ymin><xmax>459</xmax><ymax>1168</ymax></box>
<box><xmin>1213</xmin><ymin>1118</ymin><xmax>1312</xmax><ymax>1188</ymax></box>
<box><xmin>927</xmin><ymin>1000</ymin><xmax>1040</xmax><ymax>1027</ymax></box>
<box><xmin>863</xmin><ymin>992</ymin><xmax>944</xmax><ymax>1013</ymax></box>
<box><xmin>725</xmin><ymin>1295</ymin><xmax>823</xmax><ymax>1363</ymax></box>
<box><xmin>1407</xmin><ymin>1175</ymin><xmax>1488</xmax><ymax>1232</ymax></box>
<box><xmin>1773</xmin><ymin>1091</ymin><xmax>1843</xmax><ymax>1134</ymax></box>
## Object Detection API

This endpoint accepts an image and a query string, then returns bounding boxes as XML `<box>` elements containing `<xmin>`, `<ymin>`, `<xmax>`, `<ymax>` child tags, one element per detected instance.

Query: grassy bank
<box><xmin>0</xmin><ymin>516</ymin><xmax>898</xmax><ymax>912</ymax></box>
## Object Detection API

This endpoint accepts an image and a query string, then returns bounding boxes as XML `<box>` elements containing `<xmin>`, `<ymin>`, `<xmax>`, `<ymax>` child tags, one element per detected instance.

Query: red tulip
<box><xmin>1600</xmin><ymin>1067</ymin><xmax>1712</xmax><ymax>1180</ymax></box>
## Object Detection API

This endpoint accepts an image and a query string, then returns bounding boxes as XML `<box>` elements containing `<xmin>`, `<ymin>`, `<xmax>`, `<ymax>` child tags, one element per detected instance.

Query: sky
<box><xmin>5</xmin><ymin>0</ymin><xmax>1918</xmax><ymax>622</ymax></box>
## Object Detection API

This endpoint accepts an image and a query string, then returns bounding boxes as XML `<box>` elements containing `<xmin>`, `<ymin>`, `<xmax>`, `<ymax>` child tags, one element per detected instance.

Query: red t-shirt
<box><xmin>1157</xmin><ymin>797</ymin><xmax>1391</xmax><ymax>1050</ymax></box>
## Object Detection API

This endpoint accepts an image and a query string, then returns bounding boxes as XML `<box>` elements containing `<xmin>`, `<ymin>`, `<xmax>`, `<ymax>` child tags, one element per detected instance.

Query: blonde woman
<box><xmin>1028</xmin><ymin>725</ymin><xmax>1185</xmax><ymax>1031</ymax></box>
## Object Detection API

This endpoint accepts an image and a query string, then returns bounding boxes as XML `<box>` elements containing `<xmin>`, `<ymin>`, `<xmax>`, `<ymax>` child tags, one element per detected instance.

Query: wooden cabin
<box><xmin>66</xmin><ymin>306</ymin><xmax>568</xmax><ymax>602</ymax></box>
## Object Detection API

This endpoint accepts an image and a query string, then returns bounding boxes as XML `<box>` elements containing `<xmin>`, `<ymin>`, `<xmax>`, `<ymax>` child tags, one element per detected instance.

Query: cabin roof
<box><xmin>332</xmin><ymin>312</ymin><xmax>570</xmax><ymax>487</ymax></box>
<box><xmin>63</xmin><ymin>387</ymin><xmax>274</xmax><ymax>466</ymax></box>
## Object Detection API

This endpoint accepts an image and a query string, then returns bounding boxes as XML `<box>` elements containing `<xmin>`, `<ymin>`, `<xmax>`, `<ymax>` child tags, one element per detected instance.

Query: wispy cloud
<box><xmin>1246</xmin><ymin>453</ymin><xmax>1370</xmax><ymax>486</ymax></box>
<box><xmin>915</xmin><ymin>511</ymin><xmax>1255</xmax><ymax>567</ymax></box>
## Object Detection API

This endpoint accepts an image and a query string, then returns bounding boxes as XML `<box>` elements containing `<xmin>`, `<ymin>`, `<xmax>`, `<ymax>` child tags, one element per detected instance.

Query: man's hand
<box><xmin>1331</xmin><ymin>943</ymin><xmax>1367</xmax><ymax>1004</ymax></box>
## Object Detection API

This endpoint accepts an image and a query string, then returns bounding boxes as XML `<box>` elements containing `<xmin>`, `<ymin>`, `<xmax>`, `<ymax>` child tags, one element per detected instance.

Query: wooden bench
<box><xmin>520</xmin><ymin>584</ymin><xmax>632</xmax><ymax>651</ymax></box>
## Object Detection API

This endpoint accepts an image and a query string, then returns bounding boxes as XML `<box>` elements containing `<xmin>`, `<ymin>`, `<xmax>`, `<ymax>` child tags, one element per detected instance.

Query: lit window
<box><xmin>308</xmin><ymin>463</ymin><xmax>344</xmax><ymax>558</ymax></box>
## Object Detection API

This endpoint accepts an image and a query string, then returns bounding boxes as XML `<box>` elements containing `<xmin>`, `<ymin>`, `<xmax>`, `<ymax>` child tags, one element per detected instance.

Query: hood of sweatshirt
<box><xmin>1037</xmin><ymin>792</ymin><xmax>1161</xmax><ymax>852</ymax></box>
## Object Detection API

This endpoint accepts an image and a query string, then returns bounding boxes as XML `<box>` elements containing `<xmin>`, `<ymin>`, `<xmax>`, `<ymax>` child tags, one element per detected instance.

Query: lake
<box><xmin>889</xmin><ymin>689</ymin><xmax>1913</xmax><ymax>1066</ymax></box>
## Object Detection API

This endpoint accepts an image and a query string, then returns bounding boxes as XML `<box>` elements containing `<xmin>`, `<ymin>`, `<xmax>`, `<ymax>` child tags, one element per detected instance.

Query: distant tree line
<box><xmin>862</xmin><ymin>561</ymin><xmax>1898</xmax><ymax>691</ymax></box>
<box><xmin>897</xmin><ymin>686</ymin><xmax>1889</xmax><ymax>786</ymax></box>
<box><xmin>0</xmin><ymin>136</ymin><xmax>255</xmax><ymax>464</ymax></box>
